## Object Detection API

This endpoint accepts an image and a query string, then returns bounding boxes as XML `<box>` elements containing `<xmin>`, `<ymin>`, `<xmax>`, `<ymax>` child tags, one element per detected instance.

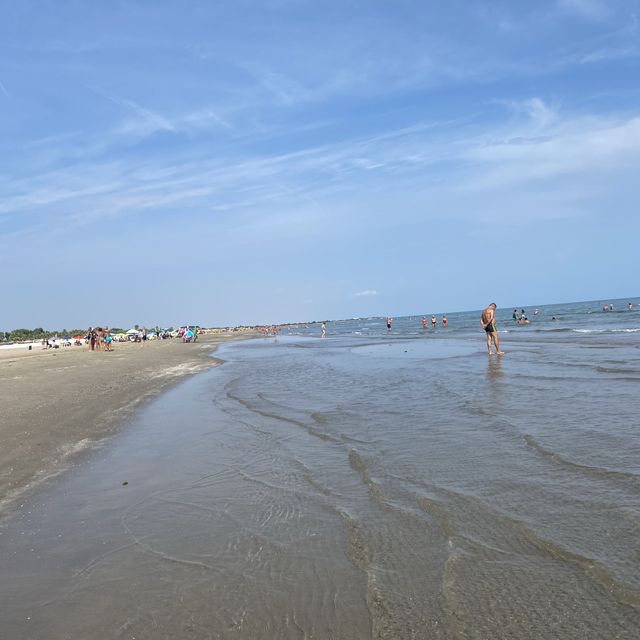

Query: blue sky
<box><xmin>2</xmin><ymin>0</ymin><xmax>639</xmax><ymax>328</ymax></box>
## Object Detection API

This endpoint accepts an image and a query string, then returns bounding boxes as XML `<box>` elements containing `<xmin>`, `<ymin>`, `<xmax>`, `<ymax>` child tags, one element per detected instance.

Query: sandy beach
<box><xmin>0</xmin><ymin>334</ymin><xmax>248</xmax><ymax>519</ymax></box>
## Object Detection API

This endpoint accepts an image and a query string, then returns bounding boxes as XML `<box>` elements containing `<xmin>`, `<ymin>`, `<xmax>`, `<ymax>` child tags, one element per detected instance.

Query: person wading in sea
<box><xmin>481</xmin><ymin>303</ymin><xmax>505</xmax><ymax>355</ymax></box>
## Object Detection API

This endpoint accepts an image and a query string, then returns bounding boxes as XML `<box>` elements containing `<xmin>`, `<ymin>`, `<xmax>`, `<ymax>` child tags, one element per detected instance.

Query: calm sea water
<box><xmin>287</xmin><ymin>297</ymin><xmax>640</xmax><ymax>344</ymax></box>
<box><xmin>1</xmin><ymin>298</ymin><xmax>639</xmax><ymax>639</ymax></box>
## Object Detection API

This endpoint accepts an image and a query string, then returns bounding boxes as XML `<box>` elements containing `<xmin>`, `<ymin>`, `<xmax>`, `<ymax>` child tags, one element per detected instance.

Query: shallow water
<box><xmin>2</xmin><ymin>300</ymin><xmax>640</xmax><ymax>639</ymax></box>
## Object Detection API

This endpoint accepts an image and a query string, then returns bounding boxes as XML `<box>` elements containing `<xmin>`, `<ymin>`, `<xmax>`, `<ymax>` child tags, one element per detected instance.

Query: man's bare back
<box><xmin>481</xmin><ymin>305</ymin><xmax>494</xmax><ymax>328</ymax></box>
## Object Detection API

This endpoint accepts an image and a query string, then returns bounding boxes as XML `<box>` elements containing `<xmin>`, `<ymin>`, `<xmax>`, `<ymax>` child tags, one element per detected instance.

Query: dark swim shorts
<box><xmin>485</xmin><ymin>322</ymin><xmax>495</xmax><ymax>333</ymax></box>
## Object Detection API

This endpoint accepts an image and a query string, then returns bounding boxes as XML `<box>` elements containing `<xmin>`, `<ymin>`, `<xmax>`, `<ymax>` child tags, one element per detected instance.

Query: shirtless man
<box><xmin>481</xmin><ymin>303</ymin><xmax>504</xmax><ymax>355</ymax></box>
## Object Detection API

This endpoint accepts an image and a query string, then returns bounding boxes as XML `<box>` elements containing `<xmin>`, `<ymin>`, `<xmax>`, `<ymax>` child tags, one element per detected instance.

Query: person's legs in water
<box><xmin>492</xmin><ymin>328</ymin><xmax>504</xmax><ymax>355</ymax></box>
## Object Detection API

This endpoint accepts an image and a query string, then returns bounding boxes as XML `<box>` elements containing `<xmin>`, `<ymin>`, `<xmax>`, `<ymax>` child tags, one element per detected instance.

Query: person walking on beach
<box><xmin>481</xmin><ymin>303</ymin><xmax>504</xmax><ymax>355</ymax></box>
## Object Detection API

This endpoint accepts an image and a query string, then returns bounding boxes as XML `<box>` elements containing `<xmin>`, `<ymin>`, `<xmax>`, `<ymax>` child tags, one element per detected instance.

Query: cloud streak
<box><xmin>3</xmin><ymin>98</ymin><xmax>640</xmax><ymax>236</ymax></box>
<box><xmin>557</xmin><ymin>0</ymin><xmax>610</xmax><ymax>21</ymax></box>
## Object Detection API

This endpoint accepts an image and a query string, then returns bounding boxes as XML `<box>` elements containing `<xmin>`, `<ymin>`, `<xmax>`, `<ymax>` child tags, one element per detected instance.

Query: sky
<box><xmin>1</xmin><ymin>0</ymin><xmax>640</xmax><ymax>329</ymax></box>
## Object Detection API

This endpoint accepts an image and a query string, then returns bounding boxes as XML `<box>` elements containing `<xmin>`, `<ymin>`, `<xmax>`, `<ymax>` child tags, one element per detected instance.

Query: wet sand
<box><xmin>0</xmin><ymin>334</ymin><xmax>250</xmax><ymax>518</ymax></box>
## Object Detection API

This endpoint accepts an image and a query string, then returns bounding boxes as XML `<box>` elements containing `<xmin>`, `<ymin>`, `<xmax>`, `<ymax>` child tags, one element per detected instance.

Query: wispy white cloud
<box><xmin>465</xmin><ymin>113</ymin><xmax>640</xmax><ymax>191</ymax></box>
<box><xmin>507</xmin><ymin>97</ymin><xmax>560</xmax><ymax>130</ymax></box>
<box><xmin>3</xmin><ymin>99</ymin><xmax>640</xmax><ymax>236</ymax></box>
<box><xmin>107</xmin><ymin>95</ymin><xmax>175</xmax><ymax>137</ymax></box>
<box><xmin>581</xmin><ymin>45</ymin><xmax>640</xmax><ymax>63</ymax></box>
<box><xmin>557</xmin><ymin>0</ymin><xmax>610</xmax><ymax>21</ymax></box>
<box><xmin>355</xmin><ymin>290</ymin><xmax>379</xmax><ymax>297</ymax></box>
<box><xmin>88</xmin><ymin>88</ymin><xmax>233</xmax><ymax>140</ymax></box>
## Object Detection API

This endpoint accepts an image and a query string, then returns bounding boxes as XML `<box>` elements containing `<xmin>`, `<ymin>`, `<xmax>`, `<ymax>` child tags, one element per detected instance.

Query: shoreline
<box><xmin>0</xmin><ymin>333</ymin><xmax>252</xmax><ymax>521</ymax></box>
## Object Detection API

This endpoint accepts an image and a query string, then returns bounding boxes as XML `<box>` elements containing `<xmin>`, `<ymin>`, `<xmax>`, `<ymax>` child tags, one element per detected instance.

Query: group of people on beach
<box><xmin>180</xmin><ymin>326</ymin><xmax>197</xmax><ymax>342</ymax></box>
<box><xmin>86</xmin><ymin>327</ymin><xmax>114</xmax><ymax>351</ymax></box>
<box><xmin>85</xmin><ymin>326</ymin><xmax>179</xmax><ymax>350</ymax></box>
<box><xmin>258</xmin><ymin>325</ymin><xmax>280</xmax><ymax>336</ymax></box>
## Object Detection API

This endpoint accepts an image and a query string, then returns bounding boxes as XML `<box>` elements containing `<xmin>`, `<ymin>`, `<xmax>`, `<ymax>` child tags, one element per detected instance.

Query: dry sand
<box><xmin>0</xmin><ymin>334</ymin><xmax>249</xmax><ymax>519</ymax></box>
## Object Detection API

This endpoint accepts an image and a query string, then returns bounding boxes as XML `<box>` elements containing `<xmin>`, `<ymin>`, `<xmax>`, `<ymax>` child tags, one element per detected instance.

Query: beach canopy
<box><xmin>126</xmin><ymin>329</ymin><xmax>140</xmax><ymax>334</ymax></box>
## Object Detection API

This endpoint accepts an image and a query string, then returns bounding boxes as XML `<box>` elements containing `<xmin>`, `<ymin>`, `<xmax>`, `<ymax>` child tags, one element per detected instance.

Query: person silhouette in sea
<box><xmin>387</xmin><ymin>318</ymin><xmax>392</xmax><ymax>331</ymax></box>
<box><xmin>481</xmin><ymin>303</ymin><xmax>504</xmax><ymax>355</ymax></box>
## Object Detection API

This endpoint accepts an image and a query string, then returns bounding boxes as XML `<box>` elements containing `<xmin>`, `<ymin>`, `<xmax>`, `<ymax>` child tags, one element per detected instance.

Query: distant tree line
<box><xmin>2</xmin><ymin>327</ymin><xmax>126</xmax><ymax>342</ymax></box>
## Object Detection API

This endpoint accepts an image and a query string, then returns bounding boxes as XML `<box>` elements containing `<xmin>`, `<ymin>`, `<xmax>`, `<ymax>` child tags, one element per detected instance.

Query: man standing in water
<box><xmin>481</xmin><ymin>303</ymin><xmax>504</xmax><ymax>355</ymax></box>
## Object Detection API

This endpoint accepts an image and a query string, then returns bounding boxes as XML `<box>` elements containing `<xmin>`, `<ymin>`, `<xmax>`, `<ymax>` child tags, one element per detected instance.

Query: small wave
<box><xmin>573</xmin><ymin>329</ymin><xmax>607</xmax><ymax>334</ymax></box>
<box><xmin>523</xmin><ymin>434</ymin><xmax>640</xmax><ymax>487</ymax></box>
<box><xmin>413</xmin><ymin>481</ymin><xmax>640</xmax><ymax>611</ymax></box>
<box><xmin>226</xmin><ymin>390</ymin><xmax>344</xmax><ymax>444</ymax></box>
<box><xmin>572</xmin><ymin>328</ymin><xmax>640</xmax><ymax>334</ymax></box>
<box><xmin>596</xmin><ymin>366</ymin><xmax>640</xmax><ymax>374</ymax></box>
<box><xmin>348</xmin><ymin>449</ymin><xmax>390</xmax><ymax>509</ymax></box>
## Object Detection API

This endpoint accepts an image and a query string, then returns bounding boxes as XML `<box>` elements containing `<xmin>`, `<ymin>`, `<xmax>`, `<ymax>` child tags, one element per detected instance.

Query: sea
<box><xmin>1</xmin><ymin>297</ymin><xmax>639</xmax><ymax>639</ymax></box>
